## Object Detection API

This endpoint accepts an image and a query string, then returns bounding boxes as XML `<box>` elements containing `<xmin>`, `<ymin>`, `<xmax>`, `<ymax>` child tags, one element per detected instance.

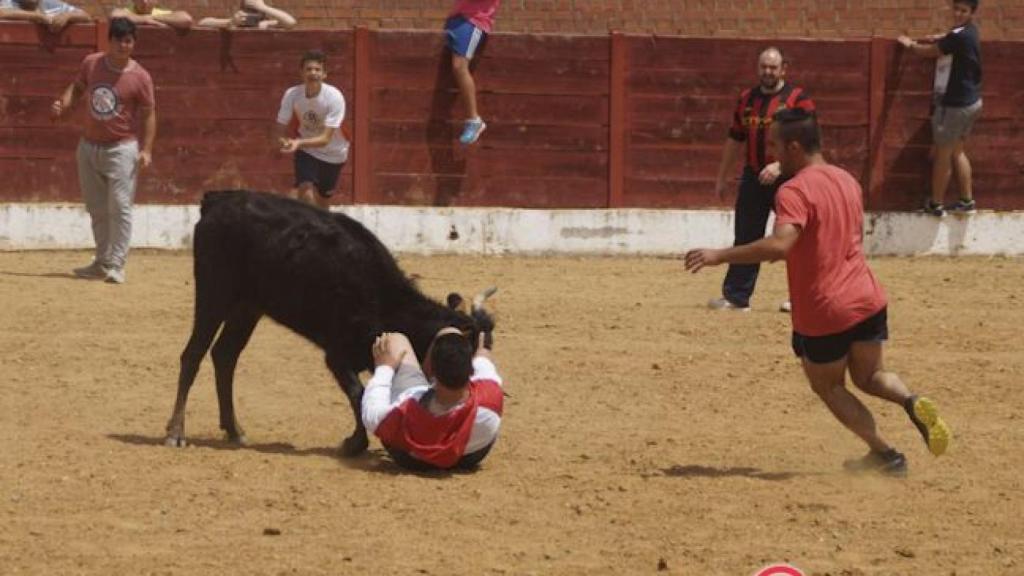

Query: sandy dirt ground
<box><xmin>1</xmin><ymin>250</ymin><xmax>1022</xmax><ymax>575</ymax></box>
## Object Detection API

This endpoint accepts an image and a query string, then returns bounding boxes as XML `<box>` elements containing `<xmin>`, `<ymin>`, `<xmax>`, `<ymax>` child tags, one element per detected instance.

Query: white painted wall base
<box><xmin>2</xmin><ymin>203</ymin><xmax>1024</xmax><ymax>256</ymax></box>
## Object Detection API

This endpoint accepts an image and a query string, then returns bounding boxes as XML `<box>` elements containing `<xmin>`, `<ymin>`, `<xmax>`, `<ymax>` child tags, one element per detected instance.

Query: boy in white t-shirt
<box><xmin>275</xmin><ymin>49</ymin><xmax>349</xmax><ymax>209</ymax></box>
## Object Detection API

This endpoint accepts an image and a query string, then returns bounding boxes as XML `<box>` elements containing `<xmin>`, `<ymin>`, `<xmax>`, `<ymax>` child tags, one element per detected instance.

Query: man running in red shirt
<box><xmin>685</xmin><ymin>108</ymin><xmax>951</xmax><ymax>476</ymax></box>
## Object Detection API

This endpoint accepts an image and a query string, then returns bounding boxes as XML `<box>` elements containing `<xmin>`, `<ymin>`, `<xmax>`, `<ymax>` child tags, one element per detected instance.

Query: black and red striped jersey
<box><xmin>728</xmin><ymin>83</ymin><xmax>816</xmax><ymax>171</ymax></box>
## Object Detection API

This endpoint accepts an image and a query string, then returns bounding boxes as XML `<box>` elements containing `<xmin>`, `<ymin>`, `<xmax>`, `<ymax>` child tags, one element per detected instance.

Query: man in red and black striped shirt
<box><xmin>711</xmin><ymin>47</ymin><xmax>815</xmax><ymax>312</ymax></box>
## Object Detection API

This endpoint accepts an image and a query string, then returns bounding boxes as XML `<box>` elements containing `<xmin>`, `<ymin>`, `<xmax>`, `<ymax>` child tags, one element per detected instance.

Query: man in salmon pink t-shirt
<box><xmin>51</xmin><ymin>17</ymin><xmax>156</xmax><ymax>285</ymax></box>
<box><xmin>684</xmin><ymin>108</ymin><xmax>951</xmax><ymax>477</ymax></box>
<box><xmin>445</xmin><ymin>0</ymin><xmax>499</xmax><ymax>145</ymax></box>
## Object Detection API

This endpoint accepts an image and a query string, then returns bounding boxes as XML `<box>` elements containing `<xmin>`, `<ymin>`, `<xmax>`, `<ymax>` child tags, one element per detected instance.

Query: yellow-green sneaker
<box><xmin>905</xmin><ymin>396</ymin><xmax>951</xmax><ymax>456</ymax></box>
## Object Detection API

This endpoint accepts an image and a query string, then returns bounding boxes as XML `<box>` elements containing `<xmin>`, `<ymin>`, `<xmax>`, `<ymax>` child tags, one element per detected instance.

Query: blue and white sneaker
<box><xmin>459</xmin><ymin>117</ymin><xmax>486</xmax><ymax>145</ymax></box>
<box><xmin>946</xmin><ymin>198</ymin><xmax>976</xmax><ymax>214</ymax></box>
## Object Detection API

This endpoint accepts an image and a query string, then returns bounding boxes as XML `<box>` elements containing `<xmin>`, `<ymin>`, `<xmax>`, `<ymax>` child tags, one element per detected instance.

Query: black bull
<box><xmin>165</xmin><ymin>190</ymin><xmax>495</xmax><ymax>456</ymax></box>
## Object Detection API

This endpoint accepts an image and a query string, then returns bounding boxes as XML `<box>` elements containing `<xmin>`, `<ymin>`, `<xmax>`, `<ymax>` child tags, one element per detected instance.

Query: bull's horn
<box><xmin>471</xmin><ymin>286</ymin><xmax>498</xmax><ymax>311</ymax></box>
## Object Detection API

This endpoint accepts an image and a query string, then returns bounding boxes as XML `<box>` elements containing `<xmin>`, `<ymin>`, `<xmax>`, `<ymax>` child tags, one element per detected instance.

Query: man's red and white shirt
<box><xmin>361</xmin><ymin>357</ymin><xmax>503</xmax><ymax>468</ymax></box>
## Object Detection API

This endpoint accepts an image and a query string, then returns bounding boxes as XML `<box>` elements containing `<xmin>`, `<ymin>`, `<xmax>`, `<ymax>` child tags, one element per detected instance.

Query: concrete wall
<box><xmin>3</xmin><ymin>203</ymin><xmax>1023</xmax><ymax>256</ymax></box>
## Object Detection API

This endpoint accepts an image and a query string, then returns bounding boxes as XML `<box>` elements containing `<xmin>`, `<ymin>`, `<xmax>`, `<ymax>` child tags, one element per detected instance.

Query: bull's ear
<box><xmin>446</xmin><ymin>292</ymin><xmax>468</xmax><ymax>314</ymax></box>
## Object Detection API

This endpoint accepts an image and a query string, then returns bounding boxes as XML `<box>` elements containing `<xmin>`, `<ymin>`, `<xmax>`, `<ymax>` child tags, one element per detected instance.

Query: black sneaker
<box><xmin>904</xmin><ymin>395</ymin><xmax>951</xmax><ymax>456</ymax></box>
<box><xmin>922</xmin><ymin>200</ymin><xmax>945</xmax><ymax>217</ymax></box>
<box><xmin>843</xmin><ymin>449</ymin><xmax>908</xmax><ymax>477</ymax></box>
<box><xmin>946</xmin><ymin>198</ymin><xmax>976</xmax><ymax>214</ymax></box>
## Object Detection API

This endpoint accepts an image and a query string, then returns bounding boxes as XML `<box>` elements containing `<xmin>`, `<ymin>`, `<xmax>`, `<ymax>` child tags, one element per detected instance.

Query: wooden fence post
<box><xmin>353</xmin><ymin>26</ymin><xmax>372</xmax><ymax>204</ymax></box>
<box><xmin>866</xmin><ymin>36</ymin><xmax>888</xmax><ymax>210</ymax></box>
<box><xmin>95</xmin><ymin>19</ymin><xmax>108</xmax><ymax>52</ymax></box>
<box><xmin>608</xmin><ymin>31</ymin><xmax>627</xmax><ymax>209</ymax></box>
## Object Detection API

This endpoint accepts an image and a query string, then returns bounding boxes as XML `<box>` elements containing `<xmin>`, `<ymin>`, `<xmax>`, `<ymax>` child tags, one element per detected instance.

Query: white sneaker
<box><xmin>779</xmin><ymin>301</ymin><xmax>792</xmax><ymax>313</ymax></box>
<box><xmin>104</xmin><ymin>268</ymin><xmax>126</xmax><ymax>284</ymax></box>
<box><xmin>73</xmin><ymin>261</ymin><xmax>106</xmax><ymax>280</ymax></box>
<box><xmin>707</xmin><ymin>297</ymin><xmax>750</xmax><ymax>312</ymax></box>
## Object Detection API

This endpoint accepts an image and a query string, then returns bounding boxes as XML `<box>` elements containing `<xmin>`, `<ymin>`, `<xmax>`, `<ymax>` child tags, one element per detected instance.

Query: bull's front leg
<box><xmin>166</xmin><ymin>321</ymin><xmax>222</xmax><ymax>447</ymax></box>
<box><xmin>326</xmin><ymin>353</ymin><xmax>368</xmax><ymax>457</ymax></box>
<box><xmin>165</xmin><ymin>393</ymin><xmax>189</xmax><ymax>447</ymax></box>
<box><xmin>210</xmin><ymin>309</ymin><xmax>261</xmax><ymax>445</ymax></box>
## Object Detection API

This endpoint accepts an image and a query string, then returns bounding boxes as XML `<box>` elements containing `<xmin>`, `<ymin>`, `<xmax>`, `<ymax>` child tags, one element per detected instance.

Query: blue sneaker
<box><xmin>459</xmin><ymin>117</ymin><xmax>486</xmax><ymax>145</ymax></box>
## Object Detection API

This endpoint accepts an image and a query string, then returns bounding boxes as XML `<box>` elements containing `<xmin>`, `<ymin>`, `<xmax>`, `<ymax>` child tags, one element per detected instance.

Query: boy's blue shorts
<box><xmin>445</xmin><ymin>15</ymin><xmax>486</xmax><ymax>59</ymax></box>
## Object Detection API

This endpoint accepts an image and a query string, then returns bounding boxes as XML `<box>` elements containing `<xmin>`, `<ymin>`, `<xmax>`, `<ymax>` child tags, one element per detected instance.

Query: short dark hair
<box><xmin>108</xmin><ymin>17</ymin><xmax>137</xmax><ymax>40</ymax></box>
<box><xmin>954</xmin><ymin>0</ymin><xmax>979</xmax><ymax>12</ymax></box>
<box><xmin>772</xmin><ymin>107</ymin><xmax>821</xmax><ymax>154</ymax></box>
<box><xmin>301</xmin><ymin>49</ymin><xmax>327</xmax><ymax>68</ymax></box>
<box><xmin>429</xmin><ymin>333</ymin><xmax>473</xmax><ymax>390</ymax></box>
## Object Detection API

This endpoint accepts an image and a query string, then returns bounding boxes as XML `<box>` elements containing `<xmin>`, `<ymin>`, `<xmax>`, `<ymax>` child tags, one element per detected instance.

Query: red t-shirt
<box><xmin>75</xmin><ymin>52</ymin><xmax>155</xmax><ymax>144</ymax></box>
<box><xmin>774</xmin><ymin>164</ymin><xmax>887</xmax><ymax>336</ymax></box>
<box><xmin>451</xmin><ymin>0</ymin><xmax>500</xmax><ymax>33</ymax></box>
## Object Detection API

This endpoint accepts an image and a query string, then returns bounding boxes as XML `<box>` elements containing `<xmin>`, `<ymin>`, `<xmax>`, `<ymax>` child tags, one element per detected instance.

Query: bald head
<box><xmin>758</xmin><ymin>47</ymin><xmax>787</xmax><ymax>93</ymax></box>
<box><xmin>759</xmin><ymin>47</ymin><xmax>784</xmax><ymax>64</ymax></box>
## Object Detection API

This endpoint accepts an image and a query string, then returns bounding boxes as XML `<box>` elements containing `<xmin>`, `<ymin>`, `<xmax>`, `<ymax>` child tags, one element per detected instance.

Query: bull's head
<box><xmin>446</xmin><ymin>286</ymin><xmax>497</xmax><ymax>349</ymax></box>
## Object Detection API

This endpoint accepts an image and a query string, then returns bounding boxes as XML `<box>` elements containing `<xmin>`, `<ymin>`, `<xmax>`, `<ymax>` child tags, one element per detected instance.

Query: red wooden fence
<box><xmin>0</xmin><ymin>22</ymin><xmax>1020</xmax><ymax>210</ymax></box>
<box><xmin>621</xmin><ymin>36</ymin><xmax>872</xmax><ymax>208</ymax></box>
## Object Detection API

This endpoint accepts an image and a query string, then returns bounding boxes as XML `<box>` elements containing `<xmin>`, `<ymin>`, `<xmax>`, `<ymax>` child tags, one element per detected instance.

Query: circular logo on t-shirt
<box><xmin>302</xmin><ymin>110</ymin><xmax>321</xmax><ymax>130</ymax></box>
<box><xmin>90</xmin><ymin>84</ymin><xmax>119</xmax><ymax>121</ymax></box>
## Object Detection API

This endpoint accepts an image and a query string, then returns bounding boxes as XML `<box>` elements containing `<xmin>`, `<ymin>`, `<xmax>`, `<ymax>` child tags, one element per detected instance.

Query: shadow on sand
<box><xmin>106</xmin><ymin>433</ymin><xmax>480</xmax><ymax>479</ymax></box>
<box><xmin>659</xmin><ymin>464</ymin><xmax>805</xmax><ymax>482</ymax></box>
<box><xmin>0</xmin><ymin>270</ymin><xmax>80</xmax><ymax>280</ymax></box>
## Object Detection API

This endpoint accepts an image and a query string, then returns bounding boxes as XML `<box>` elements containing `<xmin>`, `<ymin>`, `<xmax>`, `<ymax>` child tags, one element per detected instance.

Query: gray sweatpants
<box><xmin>76</xmin><ymin>139</ymin><xmax>139</xmax><ymax>271</ymax></box>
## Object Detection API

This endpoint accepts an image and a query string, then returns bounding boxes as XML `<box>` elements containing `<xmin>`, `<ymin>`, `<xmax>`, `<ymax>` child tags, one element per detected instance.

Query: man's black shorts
<box><xmin>791</xmin><ymin>307</ymin><xmax>889</xmax><ymax>364</ymax></box>
<box><xmin>294</xmin><ymin>150</ymin><xmax>343</xmax><ymax>197</ymax></box>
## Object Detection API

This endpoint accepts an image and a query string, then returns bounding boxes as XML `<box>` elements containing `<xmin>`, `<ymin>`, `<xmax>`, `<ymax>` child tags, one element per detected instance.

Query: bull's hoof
<box><xmin>223</xmin><ymin>431</ymin><xmax>248</xmax><ymax>446</ymax></box>
<box><xmin>165</xmin><ymin>435</ymin><xmax>187</xmax><ymax>447</ymax></box>
<box><xmin>339</xmin><ymin>434</ymin><xmax>368</xmax><ymax>458</ymax></box>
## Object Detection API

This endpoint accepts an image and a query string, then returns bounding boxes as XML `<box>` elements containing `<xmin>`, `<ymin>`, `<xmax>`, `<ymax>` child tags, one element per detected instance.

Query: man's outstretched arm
<box><xmin>684</xmin><ymin>222</ymin><xmax>801</xmax><ymax>273</ymax></box>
